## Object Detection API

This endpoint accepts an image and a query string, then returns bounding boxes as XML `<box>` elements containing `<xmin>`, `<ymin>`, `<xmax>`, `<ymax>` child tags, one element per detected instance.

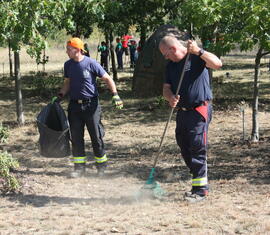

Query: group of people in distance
<box><xmin>115</xmin><ymin>34</ymin><xmax>139</xmax><ymax>70</ymax></box>
<box><xmin>84</xmin><ymin>34</ymin><xmax>139</xmax><ymax>72</ymax></box>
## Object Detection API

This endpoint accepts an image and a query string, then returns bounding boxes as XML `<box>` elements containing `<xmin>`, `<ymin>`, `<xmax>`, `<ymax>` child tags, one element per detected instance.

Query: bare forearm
<box><xmin>163</xmin><ymin>84</ymin><xmax>180</xmax><ymax>108</ymax></box>
<box><xmin>200</xmin><ymin>51</ymin><xmax>222</xmax><ymax>70</ymax></box>
<box><xmin>187</xmin><ymin>40</ymin><xmax>222</xmax><ymax>70</ymax></box>
<box><xmin>101</xmin><ymin>73</ymin><xmax>118</xmax><ymax>94</ymax></box>
<box><xmin>163</xmin><ymin>85</ymin><xmax>174</xmax><ymax>101</ymax></box>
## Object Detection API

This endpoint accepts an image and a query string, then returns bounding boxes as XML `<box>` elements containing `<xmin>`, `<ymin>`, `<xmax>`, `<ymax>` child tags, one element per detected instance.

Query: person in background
<box><xmin>121</xmin><ymin>34</ymin><xmax>132</xmax><ymax>56</ymax></box>
<box><xmin>83</xmin><ymin>43</ymin><xmax>90</xmax><ymax>57</ymax></box>
<box><xmin>97</xmin><ymin>41</ymin><xmax>109</xmax><ymax>72</ymax></box>
<box><xmin>115</xmin><ymin>37</ymin><xmax>123</xmax><ymax>70</ymax></box>
<box><xmin>159</xmin><ymin>35</ymin><xmax>222</xmax><ymax>203</ymax></box>
<box><xmin>136</xmin><ymin>40</ymin><xmax>142</xmax><ymax>54</ymax></box>
<box><xmin>58</xmin><ymin>37</ymin><xmax>123</xmax><ymax>178</ymax></box>
<box><xmin>136</xmin><ymin>40</ymin><xmax>143</xmax><ymax>60</ymax></box>
<box><xmin>128</xmin><ymin>39</ymin><xmax>137</xmax><ymax>68</ymax></box>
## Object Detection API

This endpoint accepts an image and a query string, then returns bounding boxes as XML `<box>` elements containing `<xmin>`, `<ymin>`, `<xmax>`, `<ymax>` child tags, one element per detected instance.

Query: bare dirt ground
<box><xmin>0</xmin><ymin>57</ymin><xmax>270</xmax><ymax>234</ymax></box>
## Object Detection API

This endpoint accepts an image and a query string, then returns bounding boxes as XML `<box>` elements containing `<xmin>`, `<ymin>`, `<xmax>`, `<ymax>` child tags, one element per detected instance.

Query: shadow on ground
<box><xmin>6</xmin><ymin>193</ymin><xmax>141</xmax><ymax>207</ymax></box>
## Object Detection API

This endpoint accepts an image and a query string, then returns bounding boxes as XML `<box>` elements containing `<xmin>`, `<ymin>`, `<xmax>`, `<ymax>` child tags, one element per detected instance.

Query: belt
<box><xmin>176</xmin><ymin>101</ymin><xmax>209</xmax><ymax>111</ymax></box>
<box><xmin>71</xmin><ymin>98</ymin><xmax>94</xmax><ymax>104</ymax></box>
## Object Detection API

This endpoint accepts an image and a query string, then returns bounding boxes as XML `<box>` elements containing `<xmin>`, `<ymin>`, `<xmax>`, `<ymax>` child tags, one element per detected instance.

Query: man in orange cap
<box><xmin>67</xmin><ymin>37</ymin><xmax>86</xmax><ymax>52</ymax></box>
<box><xmin>58</xmin><ymin>37</ymin><xmax>123</xmax><ymax>178</ymax></box>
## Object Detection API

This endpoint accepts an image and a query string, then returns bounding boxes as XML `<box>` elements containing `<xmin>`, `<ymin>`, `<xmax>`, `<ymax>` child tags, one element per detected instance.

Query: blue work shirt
<box><xmin>64</xmin><ymin>56</ymin><xmax>106</xmax><ymax>100</ymax></box>
<box><xmin>165</xmin><ymin>54</ymin><xmax>212</xmax><ymax>108</ymax></box>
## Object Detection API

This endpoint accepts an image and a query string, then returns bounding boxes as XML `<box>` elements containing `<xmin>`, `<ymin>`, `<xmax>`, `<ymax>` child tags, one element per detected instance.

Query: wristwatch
<box><xmin>198</xmin><ymin>49</ymin><xmax>205</xmax><ymax>57</ymax></box>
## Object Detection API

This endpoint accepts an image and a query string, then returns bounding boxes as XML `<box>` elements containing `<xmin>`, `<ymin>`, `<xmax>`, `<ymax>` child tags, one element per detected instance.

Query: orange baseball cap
<box><xmin>67</xmin><ymin>37</ymin><xmax>86</xmax><ymax>52</ymax></box>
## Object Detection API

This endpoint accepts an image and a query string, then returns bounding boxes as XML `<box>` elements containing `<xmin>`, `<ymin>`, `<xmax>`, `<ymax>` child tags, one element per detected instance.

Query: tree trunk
<box><xmin>140</xmin><ymin>24</ymin><xmax>147</xmax><ymax>49</ymax></box>
<box><xmin>133</xmin><ymin>25</ymin><xmax>182</xmax><ymax>96</ymax></box>
<box><xmin>8</xmin><ymin>40</ymin><xmax>13</xmax><ymax>77</ymax></box>
<box><xmin>14</xmin><ymin>51</ymin><xmax>25</xmax><ymax>125</ymax></box>
<box><xmin>132</xmin><ymin>24</ymin><xmax>147</xmax><ymax>92</ymax></box>
<box><xmin>42</xmin><ymin>48</ymin><xmax>46</xmax><ymax>73</ymax></box>
<box><xmin>109</xmin><ymin>32</ymin><xmax>118</xmax><ymax>81</ymax></box>
<box><xmin>251</xmin><ymin>47</ymin><xmax>262</xmax><ymax>142</ymax></box>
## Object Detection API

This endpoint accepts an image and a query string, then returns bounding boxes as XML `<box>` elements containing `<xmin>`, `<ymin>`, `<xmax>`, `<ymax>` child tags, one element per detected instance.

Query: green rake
<box><xmin>139</xmin><ymin>53</ymin><xmax>191</xmax><ymax>199</ymax></box>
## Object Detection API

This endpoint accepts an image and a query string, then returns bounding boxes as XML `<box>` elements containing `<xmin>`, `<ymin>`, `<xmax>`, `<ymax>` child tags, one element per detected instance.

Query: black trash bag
<box><xmin>37</xmin><ymin>102</ymin><xmax>71</xmax><ymax>157</ymax></box>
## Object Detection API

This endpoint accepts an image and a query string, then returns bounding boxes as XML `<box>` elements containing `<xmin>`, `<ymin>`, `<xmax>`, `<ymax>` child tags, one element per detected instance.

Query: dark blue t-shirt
<box><xmin>64</xmin><ymin>56</ymin><xmax>106</xmax><ymax>100</ymax></box>
<box><xmin>165</xmin><ymin>54</ymin><xmax>212</xmax><ymax>108</ymax></box>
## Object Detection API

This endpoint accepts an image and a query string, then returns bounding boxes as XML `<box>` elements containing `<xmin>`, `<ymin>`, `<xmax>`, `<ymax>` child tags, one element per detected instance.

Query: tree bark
<box><xmin>42</xmin><ymin>48</ymin><xmax>46</xmax><ymax>73</ymax></box>
<box><xmin>132</xmin><ymin>24</ymin><xmax>147</xmax><ymax>92</ymax></box>
<box><xmin>8</xmin><ymin>40</ymin><xmax>13</xmax><ymax>77</ymax></box>
<box><xmin>251</xmin><ymin>47</ymin><xmax>262</xmax><ymax>142</ymax></box>
<box><xmin>109</xmin><ymin>32</ymin><xmax>118</xmax><ymax>81</ymax></box>
<box><xmin>139</xmin><ymin>24</ymin><xmax>147</xmax><ymax>49</ymax></box>
<box><xmin>14</xmin><ymin>51</ymin><xmax>25</xmax><ymax>125</ymax></box>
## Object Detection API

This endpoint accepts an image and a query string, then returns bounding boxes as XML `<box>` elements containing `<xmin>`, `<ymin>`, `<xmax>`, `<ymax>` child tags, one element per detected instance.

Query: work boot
<box><xmin>184</xmin><ymin>193</ymin><xmax>206</xmax><ymax>203</ymax></box>
<box><xmin>69</xmin><ymin>165</ymin><xmax>86</xmax><ymax>178</ymax></box>
<box><xmin>184</xmin><ymin>191</ymin><xmax>193</xmax><ymax>197</ymax></box>
<box><xmin>184</xmin><ymin>189</ymin><xmax>208</xmax><ymax>203</ymax></box>
<box><xmin>96</xmin><ymin>163</ymin><xmax>107</xmax><ymax>177</ymax></box>
<box><xmin>97</xmin><ymin>167</ymin><xmax>105</xmax><ymax>177</ymax></box>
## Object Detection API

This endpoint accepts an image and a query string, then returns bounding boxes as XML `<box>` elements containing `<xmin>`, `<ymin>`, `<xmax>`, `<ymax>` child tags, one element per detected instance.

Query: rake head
<box><xmin>135</xmin><ymin>168</ymin><xmax>166</xmax><ymax>200</ymax></box>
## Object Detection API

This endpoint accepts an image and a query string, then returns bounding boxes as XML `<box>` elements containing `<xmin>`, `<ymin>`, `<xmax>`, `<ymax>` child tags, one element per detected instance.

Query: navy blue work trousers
<box><xmin>116</xmin><ymin>50</ymin><xmax>123</xmax><ymax>69</ymax></box>
<box><xmin>100</xmin><ymin>55</ymin><xmax>108</xmax><ymax>72</ymax></box>
<box><xmin>176</xmin><ymin>103</ymin><xmax>212</xmax><ymax>194</ymax></box>
<box><xmin>130</xmin><ymin>48</ymin><xmax>136</xmax><ymax>66</ymax></box>
<box><xmin>68</xmin><ymin>97</ymin><xmax>105</xmax><ymax>159</ymax></box>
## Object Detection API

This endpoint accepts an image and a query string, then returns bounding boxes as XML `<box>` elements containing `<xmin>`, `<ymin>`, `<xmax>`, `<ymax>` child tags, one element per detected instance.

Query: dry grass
<box><xmin>0</xmin><ymin>35</ymin><xmax>101</xmax><ymax>76</ymax></box>
<box><xmin>0</xmin><ymin>50</ymin><xmax>270</xmax><ymax>234</ymax></box>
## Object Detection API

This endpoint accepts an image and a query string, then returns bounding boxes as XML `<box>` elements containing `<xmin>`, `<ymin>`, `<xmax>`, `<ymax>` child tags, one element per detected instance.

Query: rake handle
<box><xmin>152</xmin><ymin>53</ymin><xmax>190</xmax><ymax>168</ymax></box>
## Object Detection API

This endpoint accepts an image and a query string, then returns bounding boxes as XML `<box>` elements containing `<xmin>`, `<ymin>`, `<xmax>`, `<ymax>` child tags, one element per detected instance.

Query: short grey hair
<box><xmin>159</xmin><ymin>35</ymin><xmax>187</xmax><ymax>48</ymax></box>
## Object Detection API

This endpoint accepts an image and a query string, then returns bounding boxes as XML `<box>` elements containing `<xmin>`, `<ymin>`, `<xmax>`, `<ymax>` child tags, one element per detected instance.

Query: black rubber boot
<box><xmin>69</xmin><ymin>163</ymin><xmax>86</xmax><ymax>178</ymax></box>
<box><xmin>96</xmin><ymin>162</ymin><xmax>107</xmax><ymax>177</ymax></box>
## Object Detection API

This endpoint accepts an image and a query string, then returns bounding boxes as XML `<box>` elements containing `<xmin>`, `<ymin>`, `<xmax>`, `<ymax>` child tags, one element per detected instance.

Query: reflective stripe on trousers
<box><xmin>192</xmin><ymin>177</ymin><xmax>208</xmax><ymax>186</ymax></box>
<box><xmin>71</xmin><ymin>156</ymin><xmax>86</xmax><ymax>164</ymax></box>
<box><xmin>95</xmin><ymin>154</ymin><xmax>108</xmax><ymax>164</ymax></box>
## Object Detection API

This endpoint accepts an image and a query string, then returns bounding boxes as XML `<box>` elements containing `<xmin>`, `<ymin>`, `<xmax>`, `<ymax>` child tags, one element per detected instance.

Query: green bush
<box><xmin>0</xmin><ymin>151</ymin><xmax>20</xmax><ymax>194</ymax></box>
<box><xmin>23</xmin><ymin>75</ymin><xmax>64</xmax><ymax>97</ymax></box>
<box><xmin>0</xmin><ymin>123</ymin><xmax>9</xmax><ymax>143</ymax></box>
<box><xmin>155</xmin><ymin>95</ymin><xmax>167</xmax><ymax>108</ymax></box>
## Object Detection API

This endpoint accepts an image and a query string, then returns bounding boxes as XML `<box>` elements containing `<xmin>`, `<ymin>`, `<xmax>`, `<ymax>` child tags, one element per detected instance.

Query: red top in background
<box><xmin>121</xmin><ymin>35</ymin><xmax>132</xmax><ymax>48</ymax></box>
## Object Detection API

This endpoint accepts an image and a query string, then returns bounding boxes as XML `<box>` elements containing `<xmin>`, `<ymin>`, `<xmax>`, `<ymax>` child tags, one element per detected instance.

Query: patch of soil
<box><xmin>1</xmin><ymin>102</ymin><xmax>269</xmax><ymax>234</ymax></box>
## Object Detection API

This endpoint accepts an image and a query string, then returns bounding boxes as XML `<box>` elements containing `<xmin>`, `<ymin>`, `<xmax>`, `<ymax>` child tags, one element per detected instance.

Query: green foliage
<box><xmin>0</xmin><ymin>151</ymin><xmax>20</xmax><ymax>194</ymax></box>
<box><xmin>172</xmin><ymin>0</ymin><xmax>229</xmax><ymax>56</ymax></box>
<box><xmin>236</xmin><ymin>0</ymin><xmax>270</xmax><ymax>52</ymax></box>
<box><xmin>63</xmin><ymin>0</ymin><xmax>96</xmax><ymax>38</ymax></box>
<box><xmin>169</xmin><ymin>0</ymin><xmax>270</xmax><ymax>57</ymax></box>
<box><xmin>115</xmin><ymin>0</ymin><xmax>169</xmax><ymax>35</ymax></box>
<box><xmin>155</xmin><ymin>95</ymin><xmax>167</xmax><ymax>108</ymax></box>
<box><xmin>0</xmin><ymin>123</ymin><xmax>9</xmax><ymax>143</ymax></box>
<box><xmin>93</xmin><ymin>0</ymin><xmax>170</xmax><ymax>43</ymax></box>
<box><xmin>24</xmin><ymin>75</ymin><xmax>63</xmax><ymax>97</ymax></box>
<box><xmin>94</xmin><ymin>0</ymin><xmax>125</xmax><ymax>35</ymax></box>
<box><xmin>0</xmin><ymin>0</ymin><xmax>71</xmax><ymax>60</ymax></box>
<box><xmin>27</xmin><ymin>42</ymin><xmax>49</xmax><ymax>67</ymax></box>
